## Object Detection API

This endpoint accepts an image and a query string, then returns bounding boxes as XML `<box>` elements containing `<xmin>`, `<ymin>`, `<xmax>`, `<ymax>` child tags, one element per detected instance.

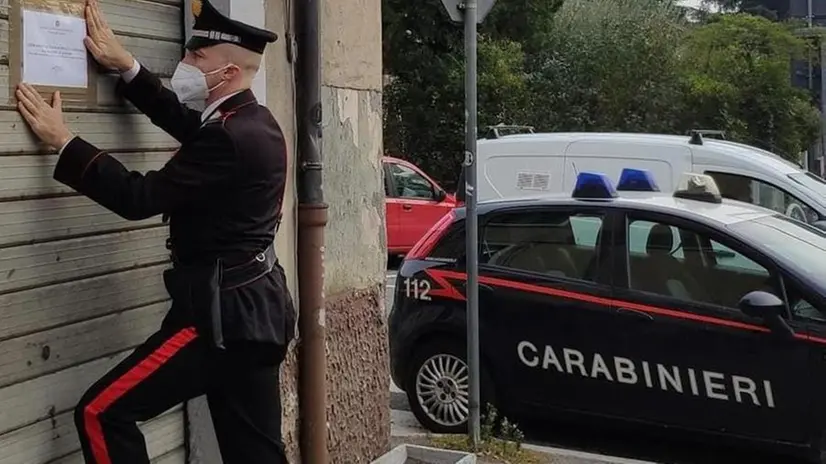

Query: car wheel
<box><xmin>404</xmin><ymin>337</ymin><xmax>495</xmax><ymax>434</ymax></box>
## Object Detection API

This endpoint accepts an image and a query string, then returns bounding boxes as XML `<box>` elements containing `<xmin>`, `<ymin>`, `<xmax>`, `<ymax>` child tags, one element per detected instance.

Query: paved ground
<box><xmin>384</xmin><ymin>266</ymin><xmax>807</xmax><ymax>464</ymax></box>
<box><xmin>389</xmin><ymin>377</ymin><xmax>658</xmax><ymax>464</ymax></box>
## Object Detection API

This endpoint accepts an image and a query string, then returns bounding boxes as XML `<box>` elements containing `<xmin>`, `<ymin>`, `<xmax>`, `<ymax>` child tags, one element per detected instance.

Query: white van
<box><xmin>469</xmin><ymin>131</ymin><xmax>826</xmax><ymax>225</ymax></box>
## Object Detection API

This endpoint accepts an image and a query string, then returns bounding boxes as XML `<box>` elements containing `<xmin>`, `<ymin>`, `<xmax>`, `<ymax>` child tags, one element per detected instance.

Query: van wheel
<box><xmin>404</xmin><ymin>337</ymin><xmax>496</xmax><ymax>434</ymax></box>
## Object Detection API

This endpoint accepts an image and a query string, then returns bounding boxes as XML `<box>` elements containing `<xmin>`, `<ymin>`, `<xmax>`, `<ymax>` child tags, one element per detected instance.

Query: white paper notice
<box><xmin>22</xmin><ymin>10</ymin><xmax>88</xmax><ymax>88</ymax></box>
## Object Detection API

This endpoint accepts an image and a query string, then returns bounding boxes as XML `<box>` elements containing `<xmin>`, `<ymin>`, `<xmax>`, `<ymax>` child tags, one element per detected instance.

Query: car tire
<box><xmin>404</xmin><ymin>337</ymin><xmax>496</xmax><ymax>434</ymax></box>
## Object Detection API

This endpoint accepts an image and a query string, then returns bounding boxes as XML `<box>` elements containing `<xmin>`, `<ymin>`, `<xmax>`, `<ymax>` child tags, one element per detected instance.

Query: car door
<box><xmin>612</xmin><ymin>210</ymin><xmax>812</xmax><ymax>444</ymax></box>
<box><xmin>387</xmin><ymin>161</ymin><xmax>452</xmax><ymax>249</ymax></box>
<box><xmin>475</xmin><ymin>205</ymin><xmax>631</xmax><ymax>417</ymax></box>
<box><xmin>784</xmin><ymin>277</ymin><xmax>826</xmax><ymax>442</ymax></box>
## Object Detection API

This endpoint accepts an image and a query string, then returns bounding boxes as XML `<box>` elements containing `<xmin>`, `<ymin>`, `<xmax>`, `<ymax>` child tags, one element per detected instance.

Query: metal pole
<box><xmin>296</xmin><ymin>0</ymin><xmax>329</xmax><ymax>458</ymax></box>
<box><xmin>463</xmin><ymin>0</ymin><xmax>481</xmax><ymax>448</ymax></box>
<box><xmin>820</xmin><ymin>37</ymin><xmax>826</xmax><ymax>172</ymax></box>
<box><xmin>807</xmin><ymin>0</ymin><xmax>815</xmax><ymax>170</ymax></box>
<box><xmin>808</xmin><ymin>0</ymin><xmax>813</xmax><ymax>27</ymax></box>
<box><xmin>808</xmin><ymin>0</ymin><xmax>813</xmax><ymax>91</ymax></box>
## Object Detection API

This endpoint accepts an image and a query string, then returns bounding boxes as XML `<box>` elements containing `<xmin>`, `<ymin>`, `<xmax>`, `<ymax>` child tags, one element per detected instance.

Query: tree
<box><xmin>383</xmin><ymin>0</ymin><xmax>823</xmax><ymax>181</ymax></box>
<box><xmin>382</xmin><ymin>0</ymin><xmax>557</xmax><ymax>185</ymax></box>
<box><xmin>525</xmin><ymin>0</ymin><xmax>689</xmax><ymax>134</ymax></box>
<box><xmin>677</xmin><ymin>14</ymin><xmax>821</xmax><ymax>160</ymax></box>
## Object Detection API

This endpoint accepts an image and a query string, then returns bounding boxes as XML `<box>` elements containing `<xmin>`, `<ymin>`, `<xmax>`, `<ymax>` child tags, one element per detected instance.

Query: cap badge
<box><xmin>191</xmin><ymin>0</ymin><xmax>202</xmax><ymax>18</ymax></box>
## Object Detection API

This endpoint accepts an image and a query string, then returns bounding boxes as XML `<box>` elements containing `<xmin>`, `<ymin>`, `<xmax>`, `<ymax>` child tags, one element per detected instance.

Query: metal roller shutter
<box><xmin>0</xmin><ymin>0</ymin><xmax>185</xmax><ymax>461</ymax></box>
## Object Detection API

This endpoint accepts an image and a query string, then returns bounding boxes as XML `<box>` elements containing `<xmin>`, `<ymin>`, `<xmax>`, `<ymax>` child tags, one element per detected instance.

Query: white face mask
<box><xmin>170</xmin><ymin>62</ymin><xmax>230</xmax><ymax>108</ymax></box>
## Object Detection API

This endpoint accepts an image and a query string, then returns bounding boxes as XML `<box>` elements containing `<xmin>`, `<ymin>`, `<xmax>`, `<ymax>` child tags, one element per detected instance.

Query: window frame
<box><xmin>477</xmin><ymin>204</ymin><xmax>618</xmax><ymax>289</ymax></box>
<box><xmin>382</xmin><ymin>161</ymin><xmax>395</xmax><ymax>197</ymax></box>
<box><xmin>614</xmin><ymin>208</ymin><xmax>792</xmax><ymax>319</ymax></box>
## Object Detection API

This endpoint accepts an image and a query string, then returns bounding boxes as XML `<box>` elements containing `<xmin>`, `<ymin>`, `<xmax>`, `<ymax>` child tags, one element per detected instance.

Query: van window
<box><xmin>706</xmin><ymin>171</ymin><xmax>819</xmax><ymax>224</ymax></box>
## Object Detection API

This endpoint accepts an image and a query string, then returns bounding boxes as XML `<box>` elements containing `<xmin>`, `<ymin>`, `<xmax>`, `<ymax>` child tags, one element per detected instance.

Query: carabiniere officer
<box><xmin>15</xmin><ymin>0</ymin><xmax>296</xmax><ymax>462</ymax></box>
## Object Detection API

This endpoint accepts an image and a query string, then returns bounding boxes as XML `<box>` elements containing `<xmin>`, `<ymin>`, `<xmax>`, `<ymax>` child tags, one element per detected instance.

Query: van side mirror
<box><xmin>435</xmin><ymin>188</ymin><xmax>447</xmax><ymax>202</ymax></box>
<box><xmin>738</xmin><ymin>291</ymin><xmax>794</xmax><ymax>339</ymax></box>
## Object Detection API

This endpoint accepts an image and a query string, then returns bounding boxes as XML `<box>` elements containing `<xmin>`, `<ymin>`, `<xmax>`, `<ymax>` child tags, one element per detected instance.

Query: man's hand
<box><xmin>84</xmin><ymin>0</ymin><xmax>134</xmax><ymax>72</ymax></box>
<box><xmin>16</xmin><ymin>84</ymin><xmax>74</xmax><ymax>151</ymax></box>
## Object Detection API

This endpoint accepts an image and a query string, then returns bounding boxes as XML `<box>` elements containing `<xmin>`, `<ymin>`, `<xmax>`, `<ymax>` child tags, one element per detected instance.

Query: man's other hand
<box><xmin>84</xmin><ymin>0</ymin><xmax>134</xmax><ymax>72</ymax></box>
<box><xmin>16</xmin><ymin>84</ymin><xmax>74</xmax><ymax>151</ymax></box>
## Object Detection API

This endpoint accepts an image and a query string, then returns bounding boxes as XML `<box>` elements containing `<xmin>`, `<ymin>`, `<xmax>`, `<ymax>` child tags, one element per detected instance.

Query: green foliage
<box><xmin>430</xmin><ymin>404</ymin><xmax>537</xmax><ymax>463</ymax></box>
<box><xmin>678</xmin><ymin>14</ymin><xmax>821</xmax><ymax>159</ymax></box>
<box><xmin>382</xmin><ymin>0</ymin><xmax>552</xmax><ymax>187</ymax></box>
<box><xmin>383</xmin><ymin>0</ymin><xmax>823</xmax><ymax>183</ymax></box>
<box><xmin>526</xmin><ymin>0</ymin><xmax>689</xmax><ymax>133</ymax></box>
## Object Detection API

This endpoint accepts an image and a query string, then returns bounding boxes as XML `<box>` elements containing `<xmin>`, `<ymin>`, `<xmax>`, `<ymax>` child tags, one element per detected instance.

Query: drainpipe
<box><xmin>294</xmin><ymin>0</ymin><xmax>328</xmax><ymax>459</ymax></box>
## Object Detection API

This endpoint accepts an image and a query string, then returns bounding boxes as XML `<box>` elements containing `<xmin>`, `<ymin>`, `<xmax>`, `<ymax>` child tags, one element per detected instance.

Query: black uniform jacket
<box><xmin>53</xmin><ymin>64</ymin><xmax>295</xmax><ymax>356</ymax></box>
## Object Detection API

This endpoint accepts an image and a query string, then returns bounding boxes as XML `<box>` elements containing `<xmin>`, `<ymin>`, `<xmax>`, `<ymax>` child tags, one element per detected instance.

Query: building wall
<box><xmin>320</xmin><ymin>0</ymin><xmax>389</xmax><ymax>460</ymax></box>
<box><xmin>0</xmin><ymin>0</ymin><xmax>187</xmax><ymax>461</ymax></box>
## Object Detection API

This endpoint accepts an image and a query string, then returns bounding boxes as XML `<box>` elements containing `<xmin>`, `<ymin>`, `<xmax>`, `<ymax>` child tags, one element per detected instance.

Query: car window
<box><xmin>429</xmin><ymin>223</ymin><xmax>466</xmax><ymax>260</ymax></box>
<box><xmin>570</xmin><ymin>216</ymin><xmax>602</xmax><ymax>248</ymax></box>
<box><xmin>390</xmin><ymin>163</ymin><xmax>435</xmax><ymax>200</ymax></box>
<box><xmin>707</xmin><ymin>171</ymin><xmax>818</xmax><ymax>224</ymax></box>
<box><xmin>790</xmin><ymin>296</ymin><xmax>824</xmax><ymax>322</ymax></box>
<box><xmin>627</xmin><ymin>221</ymin><xmax>684</xmax><ymax>259</ymax></box>
<box><xmin>782</xmin><ymin>277</ymin><xmax>826</xmax><ymax>323</ymax></box>
<box><xmin>709</xmin><ymin>241</ymin><xmax>766</xmax><ymax>274</ymax></box>
<box><xmin>481</xmin><ymin>210</ymin><xmax>604</xmax><ymax>282</ymax></box>
<box><xmin>627</xmin><ymin>216</ymin><xmax>774</xmax><ymax>309</ymax></box>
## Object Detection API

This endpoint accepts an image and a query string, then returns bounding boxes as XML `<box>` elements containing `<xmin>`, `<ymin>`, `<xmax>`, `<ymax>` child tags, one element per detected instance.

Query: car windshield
<box><xmin>789</xmin><ymin>172</ymin><xmax>826</xmax><ymax>199</ymax></box>
<box><xmin>729</xmin><ymin>214</ymin><xmax>826</xmax><ymax>278</ymax></box>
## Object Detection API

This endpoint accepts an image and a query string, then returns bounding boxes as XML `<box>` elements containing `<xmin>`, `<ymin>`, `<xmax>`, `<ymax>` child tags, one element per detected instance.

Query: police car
<box><xmin>388</xmin><ymin>169</ymin><xmax>826</xmax><ymax>462</ymax></box>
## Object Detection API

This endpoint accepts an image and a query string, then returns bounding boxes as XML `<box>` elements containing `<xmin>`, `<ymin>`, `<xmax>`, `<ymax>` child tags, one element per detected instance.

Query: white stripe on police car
<box><xmin>517</xmin><ymin>341</ymin><xmax>775</xmax><ymax>408</ymax></box>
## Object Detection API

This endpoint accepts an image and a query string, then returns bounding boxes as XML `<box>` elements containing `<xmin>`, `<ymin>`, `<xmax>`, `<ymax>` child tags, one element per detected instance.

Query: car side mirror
<box><xmin>813</xmin><ymin>220</ymin><xmax>826</xmax><ymax>232</ymax></box>
<box><xmin>738</xmin><ymin>291</ymin><xmax>794</xmax><ymax>339</ymax></box>
<box><xmin>435</xmin><ymin>189</ymin><xmax>447</xmax><ymax>202</ymax></box>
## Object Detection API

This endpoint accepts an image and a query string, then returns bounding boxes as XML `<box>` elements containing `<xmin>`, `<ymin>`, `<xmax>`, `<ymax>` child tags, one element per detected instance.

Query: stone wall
<box><xmin>320</xmin><ymin>0</ymin><xmax>389</xmax><ymax>460</ymax></box>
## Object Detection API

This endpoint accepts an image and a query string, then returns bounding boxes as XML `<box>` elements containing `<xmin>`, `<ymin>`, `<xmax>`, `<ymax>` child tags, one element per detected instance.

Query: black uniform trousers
<box><xmin>73</xmin><ymin>320</ymin><xmax>288</xmax><ymax>464</ymax></box>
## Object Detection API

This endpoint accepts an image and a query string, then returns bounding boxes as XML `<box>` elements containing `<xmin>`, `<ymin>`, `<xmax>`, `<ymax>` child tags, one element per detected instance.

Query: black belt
<box><xmin>167</xmin><ymin>240</ymin><xmax>277</xmax><ymax>290</ymax></box>
<box><xmin>221</xmin><ymin>244</ymin><xmax>278</xmax><ymax>290</ymax></box>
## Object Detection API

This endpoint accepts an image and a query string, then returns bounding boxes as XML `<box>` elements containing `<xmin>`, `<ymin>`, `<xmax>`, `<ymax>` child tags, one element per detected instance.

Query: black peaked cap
<box><xmin>186</xmin><ymin>0</ymin><xmax>278</xmax><ymax>54</ymax></box>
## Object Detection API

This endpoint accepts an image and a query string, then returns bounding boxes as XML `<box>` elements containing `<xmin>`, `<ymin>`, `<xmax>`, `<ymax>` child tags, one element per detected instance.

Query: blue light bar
<box><xmin>617</xmin><ymin>168</ymin><xmax>660</xmax><ymax>192</ymax></box>
<box><xmin>572</xmin><ymin>172</ymin><xmax>618</xmax><ymax>199</ymax></box>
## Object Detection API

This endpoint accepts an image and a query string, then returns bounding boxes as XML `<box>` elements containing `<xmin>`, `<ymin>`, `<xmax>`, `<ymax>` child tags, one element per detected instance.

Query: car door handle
<box><xmin>402</xmin><ymin>204</ymin><xmax>412</xmax><ymax>211</ymax></box>
<box><xmin>616</xmin><ymin>307</ymin><xmax>654</xmax><ymax>321</ymax></box>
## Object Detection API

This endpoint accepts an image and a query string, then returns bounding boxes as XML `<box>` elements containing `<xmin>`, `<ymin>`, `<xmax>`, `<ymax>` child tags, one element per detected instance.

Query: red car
<box><xmin>383</xmin><ymin>156</ymin><xmax>457</xmax><ymax>257</ymax></box>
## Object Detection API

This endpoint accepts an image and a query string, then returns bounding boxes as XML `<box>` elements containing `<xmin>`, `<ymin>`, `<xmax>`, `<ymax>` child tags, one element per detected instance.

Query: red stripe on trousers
<box><xmin>83</xmin><ymin>327</ymin><xmax>198</xmax><ymax>464</ymax></box>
